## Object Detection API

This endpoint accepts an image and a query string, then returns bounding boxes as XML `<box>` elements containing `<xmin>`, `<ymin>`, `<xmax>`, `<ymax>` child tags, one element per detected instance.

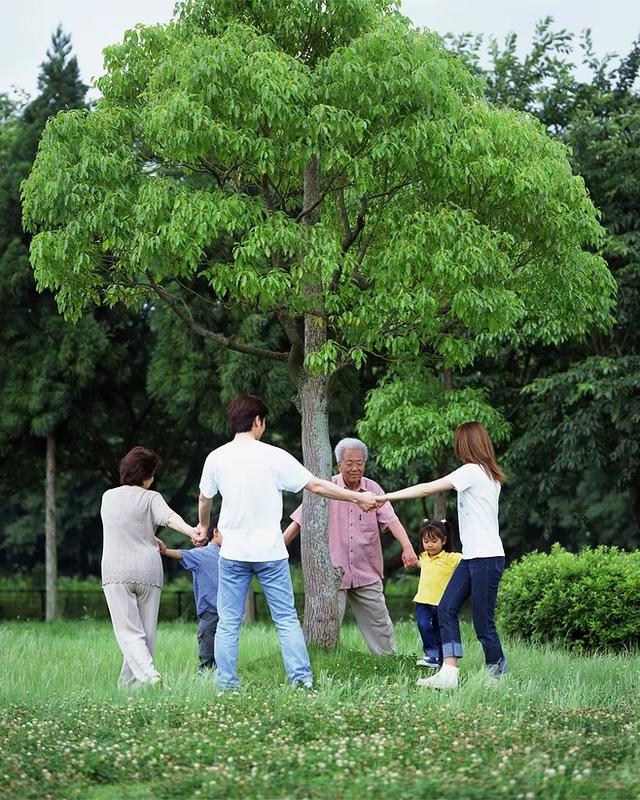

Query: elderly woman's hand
<box><xmin>155</xmin><ymin>537</ymin><xmax>167</xmax><ymax>554</ymax></box>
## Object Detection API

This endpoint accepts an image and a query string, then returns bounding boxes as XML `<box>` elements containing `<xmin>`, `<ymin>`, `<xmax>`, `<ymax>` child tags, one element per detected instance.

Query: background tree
<box><xmin>444</xmin><ymin>21</ymin><xmax>640</xmax><ymax>552</ymax></box>
<box><xmin>0</xmin><ymin>27</ymin><xmax>90</xmax><ymax>619</ymax></box>
<box><xmin>23</xmin><ymin>0</ymin><xmax>614</xmax><ymax>643</ymax></box>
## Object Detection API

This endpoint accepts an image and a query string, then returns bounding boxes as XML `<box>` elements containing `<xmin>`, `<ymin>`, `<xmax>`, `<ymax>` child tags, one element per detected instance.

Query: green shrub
<box><xmin>498</xmin><ymin>544</ymin><xmax>640</xmax><ymax>651</ymax></box>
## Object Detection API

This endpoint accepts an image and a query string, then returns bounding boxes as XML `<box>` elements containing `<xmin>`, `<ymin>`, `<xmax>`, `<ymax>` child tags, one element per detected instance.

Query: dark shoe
<box><xmin>416</xmin><ymin>657</ymin><xmax>441</xmax><ymax>669</ymax></box>
<box><xmin>485</xmin><ymin>657</ymin><xmax>509</xmax><ymax>679</ymax></box>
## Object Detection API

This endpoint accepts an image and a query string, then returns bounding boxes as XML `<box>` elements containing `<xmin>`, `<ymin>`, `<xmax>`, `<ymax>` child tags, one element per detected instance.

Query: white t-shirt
<box><xmin>199</xmin><ymin>437</ymin><xmax>313</xmax><ymax>562</ymax></box>
<box><xmin>446</xmin><ymin>463</ymin><xmax>504</xmax><ymax>559</ymax></box>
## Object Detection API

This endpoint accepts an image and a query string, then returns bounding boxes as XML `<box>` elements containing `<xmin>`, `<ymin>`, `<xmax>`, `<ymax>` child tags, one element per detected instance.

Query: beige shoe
<box><xmin>416</xmin><ymin>664</ymin><xmax>459</xmax><ymax>689</ymax></box>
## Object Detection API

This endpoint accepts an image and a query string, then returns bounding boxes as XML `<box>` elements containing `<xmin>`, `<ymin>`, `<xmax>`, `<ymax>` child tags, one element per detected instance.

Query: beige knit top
<box><xmin>100</xmin><ymin>485</ymin><xmax>172</xmax><ymax>588</ymax></box>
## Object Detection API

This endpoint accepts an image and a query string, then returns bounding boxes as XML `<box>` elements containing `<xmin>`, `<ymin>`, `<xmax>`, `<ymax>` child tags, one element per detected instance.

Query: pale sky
<box><xmin>1</xmin><ymin>0</ymin><xmax>639</xmax><ymax>99</ymax></box>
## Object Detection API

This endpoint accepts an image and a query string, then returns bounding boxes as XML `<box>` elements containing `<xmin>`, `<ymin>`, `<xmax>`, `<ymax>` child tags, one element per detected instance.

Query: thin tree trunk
<box><xmin>433</xmin><ymin>490</ymin><xmax>447</xmax><ymax>523</ymax></box>
<box><xmin>45</xmin><ymin>433</ymin><xmax>58</xmax><ymax>621</ymax></box>
<box><xmin>434</xmin><ymin>366</ymin><xmax>454</xmax><ymax>522</ymax></box>
<box><xmin>295</xmin><ymin>154</ymin><xmax>341</xmax><ymax>647</ymax></box>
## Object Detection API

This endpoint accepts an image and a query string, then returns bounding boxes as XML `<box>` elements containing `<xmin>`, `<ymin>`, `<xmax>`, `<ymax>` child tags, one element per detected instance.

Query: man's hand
<box><xmin>193</xmin><ymin>524</ymin><xmax>208</xmax><ymax>547</ymax></box>
<box><xmin>156</xmin><ymin>537</ymin><xmax>166</xmax><ymax>554</ymax></box>
<box><xmin>402</xmin><ymin>546</ymin><xmax>419</xmax><ymax>569</ymax></box>
<box><xmin>355</xmin><ymin>491</ymin><xmax>377</xmax><ymax>512</ymax></box>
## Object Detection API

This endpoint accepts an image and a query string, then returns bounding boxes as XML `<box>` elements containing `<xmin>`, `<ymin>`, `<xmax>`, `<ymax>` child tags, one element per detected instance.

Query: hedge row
<box><xmin>498</xmin><ymin>544</ymin><xmax>640</xmax><ymax>651</ymax></box>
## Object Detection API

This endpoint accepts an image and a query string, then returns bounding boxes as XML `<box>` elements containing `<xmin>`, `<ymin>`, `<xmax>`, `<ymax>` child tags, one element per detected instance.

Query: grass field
<box><xmin>0</xmin><ymin>619</ymin><xmax>638</xmax><ymax>799</ymax></box>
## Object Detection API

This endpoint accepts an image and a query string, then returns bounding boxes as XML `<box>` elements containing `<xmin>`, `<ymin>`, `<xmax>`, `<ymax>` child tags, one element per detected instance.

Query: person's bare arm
<box><xmin>283</xmin><ymin>520</ymin><xmax>301</xmax><ymax>546</ymax></box>
<box><xmin>166</xmin><ymin>511</ymin><xmax>200</xmax><ymax>542</ymax></box>
<box><xmin>304</xmin><ymin>477</ymin><xmax>376</xmax><ymax>511</ymax></box>
<box><xmin>386</xmin><ymin>518</ymin><xmax>418</xmax><ymax>567</ymax></box>
<box><xmin>377</xmin><ymin>477</ymin><xmax>454</xmax><ymax>504</ymax></box>
<box><xmin>195</xmin><ymin>493</ymin><xmax>213</xmax><ymax>544</ymax></box>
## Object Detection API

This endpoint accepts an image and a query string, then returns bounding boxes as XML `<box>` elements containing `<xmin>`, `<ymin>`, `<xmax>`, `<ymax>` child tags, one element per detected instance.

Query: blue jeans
<box><xmin>197</xmin><ymin>610</ymin><xmax>218</xmax><ymax>670</ymax></box>
<box><xmin>439</xmin><ymin>557</ymin><xmax>505</xmax><ymax>665</ymax></box>
<box><xmin>214</xmin><ymin>557</ymin><xmax>312</xmax><ymax>689</ymax></box>
<box><xmin>415</xmin><ymin>603</ymin><xmax>441</xmax><ymax>664</ymax></box>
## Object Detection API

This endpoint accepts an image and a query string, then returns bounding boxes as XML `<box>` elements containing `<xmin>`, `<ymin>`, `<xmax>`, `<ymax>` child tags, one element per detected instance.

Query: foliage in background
<box><xmin>20</xmin><ymin>3</ymin><xmax>615</xmax><ymax>617</ymax></box>
<box><xmin>447</xmin><ymin>20</ymin><xmax>640</xmax><ymax>552</ymax></box>
<box><xmin>1</xmin><ymin>11</ymin><xmax>638</xmax><ymax>581</ymax></box>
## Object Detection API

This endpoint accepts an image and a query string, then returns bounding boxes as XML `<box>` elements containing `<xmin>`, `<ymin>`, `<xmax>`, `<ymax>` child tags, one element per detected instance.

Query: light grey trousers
<box><xmin>338</xmin><ymin>579</ymin><xmax>396</xmax><ymax>655</ymax></box>
<box><xmin>103</xmin><ymin>582</ymin><xmax>162</xmax><ymax>687</ymax></box>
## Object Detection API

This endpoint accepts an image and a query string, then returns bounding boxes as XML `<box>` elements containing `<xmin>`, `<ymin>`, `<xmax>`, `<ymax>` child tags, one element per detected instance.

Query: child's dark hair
<box><xmin>207</xmin><ymin>513</ymin><xmax>220</xmax><ymax>542</ymax></box>
<box><xmin>418</xmin><ymin>519</ymin><xmax>453</xmax><ymax>553</ymax></box>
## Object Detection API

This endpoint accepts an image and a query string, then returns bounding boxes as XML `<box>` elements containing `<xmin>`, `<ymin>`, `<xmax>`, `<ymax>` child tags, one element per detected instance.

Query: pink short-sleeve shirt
<box><xmin>291</xmin><ymin>474</ymin><xmax>398</xmax><ymax>589</ymax></box>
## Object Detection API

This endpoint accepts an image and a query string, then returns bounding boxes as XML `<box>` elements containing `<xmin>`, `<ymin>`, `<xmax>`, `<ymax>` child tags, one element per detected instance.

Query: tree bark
<box><xmin>298</xmin><ymin>366</ymin><xmax>341</xmax><ymax>646</ymax></box>
<box><xmin>295</xmin><ymin>155</ymin><xmax>341</xmax><ymax>647</ymax></box>
<box><xmin>45</xmin><ymin>433</ymin><xmax>58</xmax><ymax>621</ymax></box>
<box><xmin>433</xmin><ymin>366</ymin><xmax>454</xmax><ymax>521</ymax></box>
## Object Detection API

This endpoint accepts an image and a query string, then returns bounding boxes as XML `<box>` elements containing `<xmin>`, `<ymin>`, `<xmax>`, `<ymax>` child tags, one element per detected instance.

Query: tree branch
<box><xmin>145</xmin><ymin>273</ymin><xmax>289</xmax><ymax>362</ymax></box>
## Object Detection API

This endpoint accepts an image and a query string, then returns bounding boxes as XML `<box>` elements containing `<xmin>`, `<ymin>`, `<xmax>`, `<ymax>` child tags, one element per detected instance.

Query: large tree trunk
<box><xmin>298</xmin><ymin>364</ymin><xmax>341</xmax><ymax>646</ymax></box>
<box><xmin>45</xmin><ymin>433</ymin><xmax>58</xmax><ymax>621</ymax></box>
<box><xmin>295</xmin><ymin>155</ymin><xmax>341</xmax><ymax>647</ymax></box>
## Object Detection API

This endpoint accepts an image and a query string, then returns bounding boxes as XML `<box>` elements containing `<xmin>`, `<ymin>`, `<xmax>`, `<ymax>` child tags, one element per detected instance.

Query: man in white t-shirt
<box><xmin>197</xmin><ymin>394</ymin><xmax>377</xmax><ymax>690</ymax></box>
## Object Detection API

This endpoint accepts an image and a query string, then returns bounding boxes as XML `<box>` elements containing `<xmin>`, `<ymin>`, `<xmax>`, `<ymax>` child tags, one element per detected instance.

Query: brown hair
<box><xmin>454</xmin><ymin>422</ymin><xmax>506</xmax><ymax>484</ymax></box>
<box><xmin>119</xmin><ymin>446</ymin><xmax>160</xmax><ymax>486</ymax></box>
<box><xmin>227</xmin><ymin>394</ymin><xmax>269</xmax><ymax>434</ymax></box>
<box><xmin>418</xmin><ymin>519</ymin><xmax>453</xmax><ymax>554</ymax></box>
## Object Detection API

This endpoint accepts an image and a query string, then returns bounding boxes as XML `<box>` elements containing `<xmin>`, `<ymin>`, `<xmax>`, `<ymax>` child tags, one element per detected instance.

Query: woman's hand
<box><xmin>155</xmin><ymin>537</ymin><xmax>166</xmax><ymax>554</ymax></box>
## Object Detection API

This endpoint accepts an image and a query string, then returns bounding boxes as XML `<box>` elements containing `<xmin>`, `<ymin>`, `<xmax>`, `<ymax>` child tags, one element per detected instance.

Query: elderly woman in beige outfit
<box><xmin>101</xmin><ymin>446</ymin><xmax>203</xmax><ymax>688</ymax></box>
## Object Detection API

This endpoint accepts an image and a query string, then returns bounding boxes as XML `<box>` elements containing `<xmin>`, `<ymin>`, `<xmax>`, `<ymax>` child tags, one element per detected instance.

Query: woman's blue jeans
<box><xmin>214</xmin><ymin>556</ymin><xmax>313</xmax><ymax>689</ymax></box>
<box><xmin>438</xmin><ymin>556</ymin><xmax>505</xmax><ymax>665</ymax></box>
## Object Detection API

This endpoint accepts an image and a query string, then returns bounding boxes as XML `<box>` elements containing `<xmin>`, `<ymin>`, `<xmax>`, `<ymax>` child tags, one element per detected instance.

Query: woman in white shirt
<box><xmin>377</xmin><ymin>422</ymin><xmax>507</xmax><ymax>689</ymax></box>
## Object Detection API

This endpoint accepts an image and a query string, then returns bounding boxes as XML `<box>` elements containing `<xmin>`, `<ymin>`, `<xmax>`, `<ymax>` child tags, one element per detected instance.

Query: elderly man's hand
<box><xmin>355</xmin><ymin>491</ymin><xmax>377</xmax><ymax>512</ymax></box>
<box><xmin>402</xmin><ymin>546</ymin><xmax>419</xmax><ymax>568</ymax></box>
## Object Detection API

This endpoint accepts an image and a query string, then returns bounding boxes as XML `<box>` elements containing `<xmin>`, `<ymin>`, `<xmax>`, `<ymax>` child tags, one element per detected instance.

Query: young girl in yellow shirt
<box><xmin>414</xmin><ymin>519</ymin><xmax>462</xmax><ymax>669</ymax></box>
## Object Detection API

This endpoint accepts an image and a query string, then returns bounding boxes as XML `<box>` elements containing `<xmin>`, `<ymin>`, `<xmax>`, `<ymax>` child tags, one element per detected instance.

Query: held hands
<box><xmin>355</xmin><ymin>491</ymin><xmax>377</xmax><ymax>512</ymax></box>
<box><xmin>402</xmin><ymin>546</ymin><xmax>419</xmax><ymax>569</ymax></box>
<box><xmin>192</xmin><ymin>524</ymin><xmax>208</xmax><ymax>547</ymax></box>
<box><xmin>374</xmin><ymin>494</ymin><xmax>388</xmax><ymax>508</ymax></box>
<box><xmin>155</xmin><ymin>537</ymin><xmax>167</xmax><ymax>554</ymax></box>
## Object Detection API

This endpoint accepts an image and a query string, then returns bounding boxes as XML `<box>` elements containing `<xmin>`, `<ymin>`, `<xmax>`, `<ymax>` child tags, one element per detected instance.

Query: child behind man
<box><xmin>157</xmin><ymin>518</ymin><xmax>221</xmax><ymax>673</ymax></box>
<box><xmin>413</xmin><ymin>519</ymin><xmax>462</xmax><ymax>669</ymax></box>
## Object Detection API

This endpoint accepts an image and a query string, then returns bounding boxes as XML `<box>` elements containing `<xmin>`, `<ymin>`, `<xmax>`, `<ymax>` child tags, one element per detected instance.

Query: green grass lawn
<box><xmin>0</xmin><ymin>619</ymin><xmax>638</xmax><ymax>799</ymax></box>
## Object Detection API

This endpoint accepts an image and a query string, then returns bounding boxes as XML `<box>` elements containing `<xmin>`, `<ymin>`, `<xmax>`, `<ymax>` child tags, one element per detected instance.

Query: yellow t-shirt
<box><xmin>413</xmin><ymin>551</ymin><xmax>463</xmax><ymax>605</ymax></box>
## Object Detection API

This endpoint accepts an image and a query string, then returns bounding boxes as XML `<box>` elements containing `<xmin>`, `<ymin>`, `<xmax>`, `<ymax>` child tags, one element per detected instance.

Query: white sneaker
<box><xmin>416</xmin><ymin>664</ymin><xmax>459</xmax><ymax>689</ymax></box>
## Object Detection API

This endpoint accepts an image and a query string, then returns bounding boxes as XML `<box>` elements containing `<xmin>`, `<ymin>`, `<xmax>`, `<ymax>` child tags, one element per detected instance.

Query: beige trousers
<box><xmin>338</xmin><ymin>579</ymin><xmax>396</xmax><ymax>655</ymax></box>
<box><xmin>103</xmin><ymin>582</ymin><xmax>162</xmax><ymax>687</ymax></box>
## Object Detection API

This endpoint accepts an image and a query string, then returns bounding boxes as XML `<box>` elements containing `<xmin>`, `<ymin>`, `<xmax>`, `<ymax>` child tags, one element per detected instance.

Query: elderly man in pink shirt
<box><xmin>283</xmin><ymin>438</ymin><xmax>418</xmax><ymax>655</ymax></box>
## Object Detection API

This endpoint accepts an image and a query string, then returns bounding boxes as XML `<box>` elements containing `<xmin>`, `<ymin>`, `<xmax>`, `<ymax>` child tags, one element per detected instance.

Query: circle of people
<box><xmin>101</xmin><ymin>394</ymin><xmax>508</xmax><ymax>692</ymax></box>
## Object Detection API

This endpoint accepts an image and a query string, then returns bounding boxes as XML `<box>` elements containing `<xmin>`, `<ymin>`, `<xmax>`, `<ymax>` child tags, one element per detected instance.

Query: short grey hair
<box><xmin>334</xmin><ymin>438</ymin><xmax>368</xmax><ymax>464</ymax></box>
